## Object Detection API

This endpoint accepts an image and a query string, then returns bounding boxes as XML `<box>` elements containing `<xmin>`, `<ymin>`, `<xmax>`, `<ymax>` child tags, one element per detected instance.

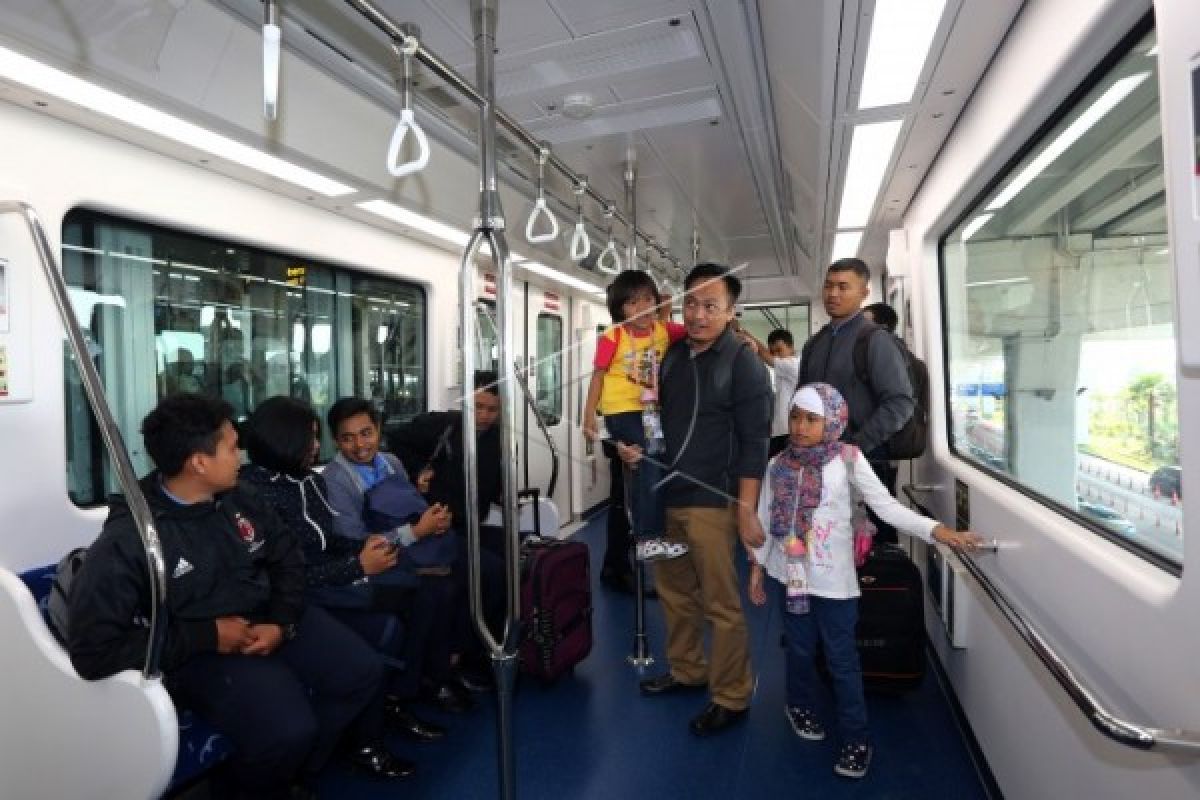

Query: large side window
<box><xmin>940</xmin><ymin>25</ymin><xmax>1181</xmax><ymax>568</ymax></box>
<box><xmin>63</xmin><ymin>211</ymin><xmax>425</xmax><ymax>505</ymax></box>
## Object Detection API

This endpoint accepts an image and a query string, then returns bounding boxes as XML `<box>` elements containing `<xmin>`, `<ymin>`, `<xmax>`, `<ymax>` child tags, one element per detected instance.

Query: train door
<box><xmin>526</xmin><ymin>286</ymin><xmax>571</xmax><ymax>524</ymax></box>
<box><xmin>574</xmin><ymin>299</ymin><xmax>609</xmax><ymax>513</ymax></box>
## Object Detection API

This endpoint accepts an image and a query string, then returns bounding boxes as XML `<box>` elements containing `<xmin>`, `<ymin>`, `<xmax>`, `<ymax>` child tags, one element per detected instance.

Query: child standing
<box><xmin>748</xmin><ymin>382</ymin><xmax>980</xmax><ymax>779</ymax></box>
<box><xmin>583</xmin><ymin>270</ymin><xmax>688</xmax><ymax>562</ymax></box>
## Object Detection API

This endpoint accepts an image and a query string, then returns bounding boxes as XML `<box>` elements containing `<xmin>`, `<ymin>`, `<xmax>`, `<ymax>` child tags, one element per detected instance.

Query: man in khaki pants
<box><xmin>619</xmin><ymin>263</ymin><xmax>771</xmax><ymax>736</ymax></box>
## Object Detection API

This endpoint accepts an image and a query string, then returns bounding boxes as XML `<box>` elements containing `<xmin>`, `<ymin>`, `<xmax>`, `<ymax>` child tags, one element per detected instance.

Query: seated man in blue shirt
<box><xmin>323</xmin><ymin>397</ymin><xmax>492</xmax><ymax>708</ymax></box>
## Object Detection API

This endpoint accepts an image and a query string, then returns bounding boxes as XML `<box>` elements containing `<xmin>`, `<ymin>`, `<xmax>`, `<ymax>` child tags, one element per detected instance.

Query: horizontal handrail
<box><xmin>903</xmin><ymin>483</ymin><xmax>1200</xmax><ymax>753</ymax></box>
<box><xmin>1</xmin><ymin>202</ymin><xmax>169</xmax><ymax>680</ymax></box>
<box><xmin>342</xmin><ymin>0</ymin><xmax>683</xmax><ymax>275</ymax></box>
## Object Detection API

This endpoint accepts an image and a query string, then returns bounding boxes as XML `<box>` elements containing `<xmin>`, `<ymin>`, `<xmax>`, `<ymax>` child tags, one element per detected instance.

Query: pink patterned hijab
<box><xmin>768</xmin><ymin>383</ymin><xmax>848</xmax><ymax>540</ymax></box>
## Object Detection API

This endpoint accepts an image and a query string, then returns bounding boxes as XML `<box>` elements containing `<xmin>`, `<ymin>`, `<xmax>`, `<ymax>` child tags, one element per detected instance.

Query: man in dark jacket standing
<box><xmin>634</xmin><ymin>263</ymin><xmax>772</xmax><ymax>737</ymax></box>
<box><xmin>67</xmin><ymin>394</ymin><xmax>386</xmax><ymax>799</ymax></box>
<box><xmin>800</xmin><ymin>258</ymin><xmax>915</xmax><ymax>543</ymax></box>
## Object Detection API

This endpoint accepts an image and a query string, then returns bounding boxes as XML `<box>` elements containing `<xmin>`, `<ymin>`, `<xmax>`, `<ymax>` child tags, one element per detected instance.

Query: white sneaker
<box><xmin>636</xmin><ymin>537</ymin><xmax>689</xmax><ymax>562</ymax></box>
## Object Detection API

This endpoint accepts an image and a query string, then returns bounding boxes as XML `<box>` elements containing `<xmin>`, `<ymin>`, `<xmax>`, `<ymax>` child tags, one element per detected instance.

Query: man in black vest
<box><xmin>800</xmin><ymin>259</ymin><xmax>914</xmax><ymax>544</ymax></box>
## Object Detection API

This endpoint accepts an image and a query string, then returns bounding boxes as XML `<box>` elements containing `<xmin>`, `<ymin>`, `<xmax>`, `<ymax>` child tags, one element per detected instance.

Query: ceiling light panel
<box><xmin>858</xmin><ymin>0</ymin><xmax>947</xmax><ymax>109</ymax></box>
<box><xmin>831</xmin><ymin>231</ymin><xmax>863</xmax><ymax>262</ymax></box>
<box><xmin>0</xmin><ymin>44</ymin><xmax>355</xmax><ymax>197</ymax></box>
<box><xmin>836</xmin><ymin>119</ymin><xmax>904</xmax><ymax>229</ymax></box>
<box><xmin>356</xmin><ymin>200</ymin><xmax>470</xmax><ymax>247</ymax></box>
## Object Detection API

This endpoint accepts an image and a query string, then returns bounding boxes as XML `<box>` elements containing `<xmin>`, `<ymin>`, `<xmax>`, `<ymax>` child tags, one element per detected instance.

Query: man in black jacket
<box><xmin>634</xmin><ymin>263</ymin><xmax>772</xmax><ymax>737</ymax></box>
<box><xmin>67</xmin><ymin>394</ymin><xmax>386</xmax><ymax>799</ymax></box>
<box><xmin>389</xmin><ymin>370</ymin><xmax>504</xmax><ymax>538</ymax></box>
<box><xmin>801</xmin><ymin>260</ymin><xmax>915</xmax><ymax>543</ymax></box>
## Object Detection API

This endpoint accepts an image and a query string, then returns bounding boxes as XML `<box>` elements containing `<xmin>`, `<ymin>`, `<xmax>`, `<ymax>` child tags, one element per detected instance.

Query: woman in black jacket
<box><xmin>239</xmin><ymin>397</ymin><xmax>467</xmax><ymax>755</ymax></box>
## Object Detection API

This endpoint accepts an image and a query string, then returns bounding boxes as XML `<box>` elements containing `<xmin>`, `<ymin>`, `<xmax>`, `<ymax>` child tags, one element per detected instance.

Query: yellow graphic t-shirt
<box><xmin>593</xmin><ymin>321</ymin><xmax>686</xmax><ymax>414</ymax></box>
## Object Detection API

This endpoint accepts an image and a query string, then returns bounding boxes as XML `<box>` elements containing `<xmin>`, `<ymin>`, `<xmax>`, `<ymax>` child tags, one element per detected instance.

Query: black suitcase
<box><xmin>519</xmin><ymin>536</ymin><xmax>593</xmax><ymax>682</ymax></box>
<box><xmin>854</xmin><ymin>543</ymin><xmax>925</xmax><ymax>693</ymax></box>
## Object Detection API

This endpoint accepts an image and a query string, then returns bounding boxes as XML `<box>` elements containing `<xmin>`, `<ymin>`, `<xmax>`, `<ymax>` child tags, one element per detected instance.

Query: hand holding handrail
<box><xmin>596</xmin><ymin>204</ymin><xmax>622</xmax><ymax>274</ymax></box>
<box><xmin>386</xmin><ymin>37</ymin><xmax>430</xmax><ymax>178</ymax></box>
<box><xmin>569</xmin><ymin>178</ymin><xmax>591</xmax><ymax>262</ymax></box>
<box><xmin>525</xmin><ymin>142</ymin><xmax>559</xmax><ymax>243</ymax></box>
<box><xmin>901</xmin><ymin>484</ymin><xmax>1200</xmax><ymax>754</ymax></box>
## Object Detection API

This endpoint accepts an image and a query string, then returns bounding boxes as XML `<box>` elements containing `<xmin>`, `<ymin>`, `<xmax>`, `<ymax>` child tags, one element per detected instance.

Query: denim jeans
<box><xmin>604</xmin><ymin>411</ymin><xmax>665</xmax><ymax>539</ymax></box>
<box><xmin>780</xmin><ymin>590</ymin><xmax>869</xmax><ymax>744</ymax></box>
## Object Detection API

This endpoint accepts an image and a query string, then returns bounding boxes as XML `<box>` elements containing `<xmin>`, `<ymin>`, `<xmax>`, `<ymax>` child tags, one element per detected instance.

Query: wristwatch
<box><xmin>281</xmin><ymin>623</ymin><xmax>299</xmax><ymax>642</ymax></box>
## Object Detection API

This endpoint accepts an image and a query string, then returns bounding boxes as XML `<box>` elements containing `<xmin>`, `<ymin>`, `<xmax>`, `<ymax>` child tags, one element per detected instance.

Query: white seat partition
<box><xmin>0</xmin><ymin>569</ymin><xmax>177</xmax><ymax>800</ymax></box>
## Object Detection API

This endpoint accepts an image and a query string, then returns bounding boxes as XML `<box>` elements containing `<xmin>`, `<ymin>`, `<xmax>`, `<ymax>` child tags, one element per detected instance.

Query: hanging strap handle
<box><xmin>386</xmin><ymin>38</ymin><xmax>431</xmax><ymax>178</ymax></box>
<box><xmin>570</xmin><ymin>177</ymin><xmax>591</xmax><ymax>262</ymax></box>
<box><xmin>262</xmin><ymin>1</ymin><xmax>281</xmax><ymax>121</ymax></box>
<box><xmin>596</xmin><ymin>203</ymin><xmax>621</xmax><ymax>274</ymax></box>
<box><xmin>525</xmin><ymin>143</ymin><xmax>559</xmax><ymax>243</ymax></box>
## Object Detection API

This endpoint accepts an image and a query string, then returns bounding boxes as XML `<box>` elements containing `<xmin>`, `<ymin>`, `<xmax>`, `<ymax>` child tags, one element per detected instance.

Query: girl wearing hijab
<box><xmin>748</xmin><ymin>383</ymin><xmax>980</xmax><ymax>779</ymax></box>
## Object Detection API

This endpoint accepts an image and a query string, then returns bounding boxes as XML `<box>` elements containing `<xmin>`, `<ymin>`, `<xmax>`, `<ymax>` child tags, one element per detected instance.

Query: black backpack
<box><xmin>46</xmin><ymin>547</ymin><xmax>88</xmax><ymax>645</ymax></box>
<box><xmin>801</xmin><ymin>321</ymin><xmax>929</xmax><ymax>460</ymax></box>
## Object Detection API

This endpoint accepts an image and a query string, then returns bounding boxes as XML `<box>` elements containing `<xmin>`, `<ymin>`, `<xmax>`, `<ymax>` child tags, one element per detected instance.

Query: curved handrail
<box><xmin>386</xmin><ymin>39</ymin><xmax>430</xmax><ymax>178</ymax></box>
<box><xmin>903</xmin><ymin>484</ymin><xmax>1200</xmax><ymax>753</ymax></box>
<box><xmin>1</xmin><ymin>202</ymin><xmax>169</xmax><ymax>680</ymax></box>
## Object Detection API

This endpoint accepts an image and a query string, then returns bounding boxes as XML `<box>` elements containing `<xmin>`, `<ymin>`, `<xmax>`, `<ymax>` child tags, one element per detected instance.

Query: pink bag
<box><xmin>842</xmin><ymin>446</ymin><xmax>876</xmax><ymax>567</ymax></box>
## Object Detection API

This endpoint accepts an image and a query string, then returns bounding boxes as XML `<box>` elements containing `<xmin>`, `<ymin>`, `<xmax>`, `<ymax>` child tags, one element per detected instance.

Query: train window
<box><xmin>940</xmin><ymin>27</ymin><xmax>1182</xmax><ymax>567</ymax></box>
<box><xmin>61</xmin><ymin>210</ymin><xmax>425</xmax><ymax>506</ymax></box>
<box><xmin>739</xmin><ymin>303</ymin><xmax>810</xmax><ymax>348</ymax></box>
<box><xmin>535</xmin><ymin>313</ymin><xmax>563</xmax><ymax>426</ymax></box>
<box><xmin>475</xmin><ymin>302</ymin><xmax>500</xmax><ymax>373</ymax></box>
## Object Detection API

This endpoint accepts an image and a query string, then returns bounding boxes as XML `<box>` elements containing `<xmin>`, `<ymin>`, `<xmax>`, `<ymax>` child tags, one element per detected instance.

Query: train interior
<box><xmin>0</xmin><ymin>0</ymin><xmax>1198</xmax><ymax>798</ymax></box>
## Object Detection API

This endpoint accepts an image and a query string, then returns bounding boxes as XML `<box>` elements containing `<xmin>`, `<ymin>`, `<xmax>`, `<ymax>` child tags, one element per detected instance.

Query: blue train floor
<box><xmin>318</xmin><ymin>510</ymin><xmax>992</xmax><ymax>799</ymax></box>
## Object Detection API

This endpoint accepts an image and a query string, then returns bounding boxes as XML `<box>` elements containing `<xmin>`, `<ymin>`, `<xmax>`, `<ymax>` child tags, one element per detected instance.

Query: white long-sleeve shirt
<box><xmin>752</xmin><ymin>448</ymin><xmax>936</xmax><ymax>599</ymax></box>
<box><xmin>769</xmin><ymin>355</ymin><xmax>800</xmax><ymax>437</ymax></box>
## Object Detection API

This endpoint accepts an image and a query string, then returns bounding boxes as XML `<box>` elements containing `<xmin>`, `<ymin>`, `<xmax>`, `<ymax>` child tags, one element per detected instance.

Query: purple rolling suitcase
<box><xmin>519</xmin><ymin>537</ymin><xmax>593</xmax><ymax>681</ymax></box>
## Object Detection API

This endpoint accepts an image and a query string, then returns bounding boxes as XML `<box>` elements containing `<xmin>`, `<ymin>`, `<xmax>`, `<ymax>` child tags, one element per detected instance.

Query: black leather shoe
<box><xmin>347</xmin><ymin>745</ymin><xmax>416</xmax><ymax>779</ymax></box>
<box><xmin>638</xmin><ymin>673</ymin><xmax>707</xmax><ymax>696</ymax></box>
<box><xmin>688</xmin><ymin>702</ymin><xmax>748</xmax><ymax>736</ymax></box>
<box><xmin>385</xmin><ymin>703</ymin><xmax>446</xmax><ymax>741</ymax></box>
<box><xmin>425</xmin><ymin>682</ymin><xmax>476</xmax><ymax>714</ymax></box>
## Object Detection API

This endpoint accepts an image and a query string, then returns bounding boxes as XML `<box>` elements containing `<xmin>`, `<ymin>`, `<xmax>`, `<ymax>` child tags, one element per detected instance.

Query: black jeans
<box><xmin>169</xmin><ymin>605</ymin><xmax>382</xmax><ymax>795</ymax></box>
<box><xmin>601</xmin><ymin>439</ymin><xmax>634</xmax><ymax>578</ymax></box>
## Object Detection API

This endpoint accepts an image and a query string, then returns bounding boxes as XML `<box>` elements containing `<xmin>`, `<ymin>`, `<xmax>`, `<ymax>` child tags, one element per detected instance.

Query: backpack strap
<box><xmin>798</xmin><ymin>326</ymin><xmax>825</xmax><ymax>386</ymax></box>
<box><xmin>851</xmin><ymin>320</ymin><xmax>879</xmax><ymax>387</ymax></box>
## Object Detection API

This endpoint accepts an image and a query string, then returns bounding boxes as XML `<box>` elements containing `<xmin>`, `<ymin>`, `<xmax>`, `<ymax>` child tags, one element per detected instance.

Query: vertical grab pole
<box><xmin>624</xmin><ymin>462</ymin><xmax>655</xmax><ymax>668</ymax></box>
<box><xmin>465</xmin><ymin>2</ymin><xmax>520</xmax><ymax>800</ymax></box>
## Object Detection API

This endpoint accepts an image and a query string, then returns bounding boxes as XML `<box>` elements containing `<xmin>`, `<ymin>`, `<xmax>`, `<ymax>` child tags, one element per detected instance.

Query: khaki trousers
<box><xmin>654</xmin><ymin>506</ymin><xmax>754</xmax><ymax>710</ymax></box>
